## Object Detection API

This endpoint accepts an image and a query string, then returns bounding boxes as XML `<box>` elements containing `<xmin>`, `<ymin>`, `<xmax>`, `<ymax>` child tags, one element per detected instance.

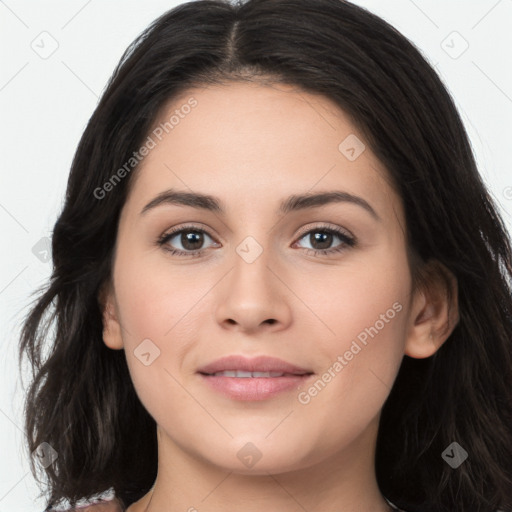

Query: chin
<box><xmin>210</xmin><ymin>438</ymin><xmax>313</xmax><ymax>475</ymax></box>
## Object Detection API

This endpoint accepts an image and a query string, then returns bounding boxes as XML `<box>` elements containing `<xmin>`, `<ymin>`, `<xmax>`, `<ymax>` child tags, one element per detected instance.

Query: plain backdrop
<box><xmin>1</xmin><ymin>1</ymin><xmax>511</xmax><ymax>510</ymax></box>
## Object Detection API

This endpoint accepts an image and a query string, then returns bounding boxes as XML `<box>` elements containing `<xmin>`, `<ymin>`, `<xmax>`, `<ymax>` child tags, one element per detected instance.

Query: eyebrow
<box><xmin>140</xmin><ymin>188</ymin><xmax>381</xmax><ymax>221</ymax></box>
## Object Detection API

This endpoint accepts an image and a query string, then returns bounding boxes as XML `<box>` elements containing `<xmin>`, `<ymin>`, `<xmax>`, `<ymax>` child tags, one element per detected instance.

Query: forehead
<box><xmin>124</xmin><ymin>82</ymin><xmax>402</xmax><ymax>224</ymax></box>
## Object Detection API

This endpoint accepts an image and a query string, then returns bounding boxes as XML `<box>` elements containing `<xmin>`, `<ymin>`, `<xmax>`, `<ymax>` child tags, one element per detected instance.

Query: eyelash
<box><xmin>156</xmin><ymin>223</ymin><xmax>357</xmax><ymax>258</ymax></box>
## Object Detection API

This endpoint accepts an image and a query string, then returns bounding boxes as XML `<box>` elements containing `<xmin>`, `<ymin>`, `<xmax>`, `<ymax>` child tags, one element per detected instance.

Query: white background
<box><xmin>1</xmin><ymin>1</ymin><xmax>511</xmax><ymax>510</ymax></box>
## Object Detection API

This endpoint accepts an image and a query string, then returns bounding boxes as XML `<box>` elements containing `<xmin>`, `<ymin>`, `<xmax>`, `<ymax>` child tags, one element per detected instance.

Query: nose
<box><xmin>214</xmin><ymin>245</ymin><xmax>292</xmax><ymax>335</ymax></box>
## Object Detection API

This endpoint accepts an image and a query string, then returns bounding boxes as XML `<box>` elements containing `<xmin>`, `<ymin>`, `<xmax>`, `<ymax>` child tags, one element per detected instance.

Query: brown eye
<box><xmin>178</xmin><ymin>230</ymin><xmax>205</xmax><ymax>251</ymax></box>
<box><xmin>307</xmin><ymin>231</ymin><xmax>334</xmax><ymax>250</ymax></box>
<box><xmin>295</xmin><ymin>227</ymin><xmax>355</xmax><ymax>254</ymax></box>
<box><xmin>157</xmin><ymin>227</ymin><xmax>219</xmax><ymax>256</ymax></box>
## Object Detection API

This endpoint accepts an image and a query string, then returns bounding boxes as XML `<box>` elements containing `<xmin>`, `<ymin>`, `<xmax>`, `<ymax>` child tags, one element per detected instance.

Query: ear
<box><xmin>405</xmin><ymin>259</ymin><xmax>459</xmax><ymax>359</ymax></box>
<box><xmin>98</xmin><ymin>281</ymin><xmax>124</xmax><ymax>350</ymax></box>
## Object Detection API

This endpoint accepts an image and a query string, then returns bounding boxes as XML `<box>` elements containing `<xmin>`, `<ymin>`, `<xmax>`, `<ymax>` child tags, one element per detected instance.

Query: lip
<box><xmin>197</xmin><ymin>355</ymin><xmax>314</xmax><ymax>401</ymax></box>
<box><xmin>197</xmin><ymin>355</ymin><xmax>312</xmax><ymax>375</ymax></box>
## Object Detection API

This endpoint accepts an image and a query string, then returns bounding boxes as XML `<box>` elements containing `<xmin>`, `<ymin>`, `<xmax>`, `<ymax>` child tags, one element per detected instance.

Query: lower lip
<box><xmin>198</xmin><ymin>374</ymin><xmax>314</xmax><ymax>401</ymax></box>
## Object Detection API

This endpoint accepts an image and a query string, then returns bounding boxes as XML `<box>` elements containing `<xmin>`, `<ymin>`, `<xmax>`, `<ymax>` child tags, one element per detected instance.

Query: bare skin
<box><xmin>100</xmin><ymin>81</ymin><xmax>458</xmax><ymax>512</ymax></box>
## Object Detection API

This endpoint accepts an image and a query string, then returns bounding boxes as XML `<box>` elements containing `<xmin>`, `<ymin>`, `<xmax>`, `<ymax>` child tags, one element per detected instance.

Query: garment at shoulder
<box><xmin>43</xmin><ymin>499</ymin><xmax>123</xmax><ymax>512</ymax></box>
<box><xmin>72</xmin><ymin>501</ymin><xmax>123</xmax><ymax>511</ymax></box>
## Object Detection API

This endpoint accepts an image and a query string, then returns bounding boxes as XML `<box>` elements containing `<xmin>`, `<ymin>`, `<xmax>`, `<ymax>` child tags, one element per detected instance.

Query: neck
<box><xmin>133</xmin><ymin>415</ymin><xmax>392</xmax><ymax>512</ymax></box>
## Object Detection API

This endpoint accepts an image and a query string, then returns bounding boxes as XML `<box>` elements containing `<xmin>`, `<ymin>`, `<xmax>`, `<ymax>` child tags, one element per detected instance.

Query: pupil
<box><xmin>312</xmin><ymin>231</ymin><xmax>332</xmax><ymax>249</ymax></box>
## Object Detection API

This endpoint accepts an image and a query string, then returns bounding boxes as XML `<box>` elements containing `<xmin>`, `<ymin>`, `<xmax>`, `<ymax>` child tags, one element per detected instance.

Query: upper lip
<box><xmin>197</xmin><ymin>355</ymin><xmax>313</xmax><ymax>375</ymax></box>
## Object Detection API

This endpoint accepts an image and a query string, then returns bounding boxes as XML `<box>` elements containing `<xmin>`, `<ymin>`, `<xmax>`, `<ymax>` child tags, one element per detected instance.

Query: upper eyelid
<box><xmin>294</xmin><ymin>222</ymin><xmax>354</xmax><ymax>239</ymax></box>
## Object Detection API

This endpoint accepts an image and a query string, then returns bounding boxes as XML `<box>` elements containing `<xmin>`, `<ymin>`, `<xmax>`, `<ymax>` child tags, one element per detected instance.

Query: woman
<box><xmin>19</xmin><ymin>1</ymin><xmax>512</xmax><ymax>511</ymax></box>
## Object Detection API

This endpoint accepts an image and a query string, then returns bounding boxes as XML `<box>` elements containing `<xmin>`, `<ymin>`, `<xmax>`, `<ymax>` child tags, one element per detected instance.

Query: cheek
<box><xmin>327</xmin><ymin>273</ymin><xmax>407</xmax><ymax>352</ymax></box>
<box><xmin>113</xmin><ymin>240</ymin><xmax>199</xmax><ymax>340</ymax></box>
<box><xmin>111</xmin><ymin>245</ymin><xmax>202</xmax><ymax>402</ymax></box>
<box><xmin>295</xmin><ymin>246</ymin><xmax>410</xmax><ymax>350</ymax></box>
<box><xmin>112</xmin><ymin>253</ymin><xmax>195</xmax><ymax>415</ymax></box>
<box><xmin>293</xmin><ymin>245</ymin><xmax>410</xmax><ymax>399</ymax></box>
<box><xmin>291</xmin><ymin>271</ymin><xmax>409</xmax><ymax>455</ymax></box>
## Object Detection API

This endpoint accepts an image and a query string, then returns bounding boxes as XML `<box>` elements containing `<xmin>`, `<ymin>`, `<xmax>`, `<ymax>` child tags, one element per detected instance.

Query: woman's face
<box><xmin>102</xmin><ymin>81</ymin><xmax>424</xmax><ymax>474</ymax></box>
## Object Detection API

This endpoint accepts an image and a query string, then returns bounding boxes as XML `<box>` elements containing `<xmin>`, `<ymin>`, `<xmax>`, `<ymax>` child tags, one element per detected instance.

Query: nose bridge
<box><xmin>213</xmin><ymin>229</ymin><xmax>292</xmax><ymax>331</ymax></box>
<box><xmin>231</xmin><ymin>233</ymin><xmax>276</xmax><ymax>299</ymax></box>
<box><xmin>227</xmin><ymin>206</ymin><xmax>291</xmax><ymax>294</ymax></box>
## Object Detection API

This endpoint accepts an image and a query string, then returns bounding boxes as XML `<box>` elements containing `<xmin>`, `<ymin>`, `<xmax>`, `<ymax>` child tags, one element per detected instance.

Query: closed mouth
<box><xmin>200</xmin><ymin>370</ymin><xmax>313</xmax><ymax>378</ymax></box>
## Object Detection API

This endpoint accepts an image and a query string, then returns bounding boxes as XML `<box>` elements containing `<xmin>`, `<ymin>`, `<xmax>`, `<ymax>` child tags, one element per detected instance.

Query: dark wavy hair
<box><xmin>18</xmin><ymin>0</ymin><xmax>512</xmax><ymax>511</ymax></box>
